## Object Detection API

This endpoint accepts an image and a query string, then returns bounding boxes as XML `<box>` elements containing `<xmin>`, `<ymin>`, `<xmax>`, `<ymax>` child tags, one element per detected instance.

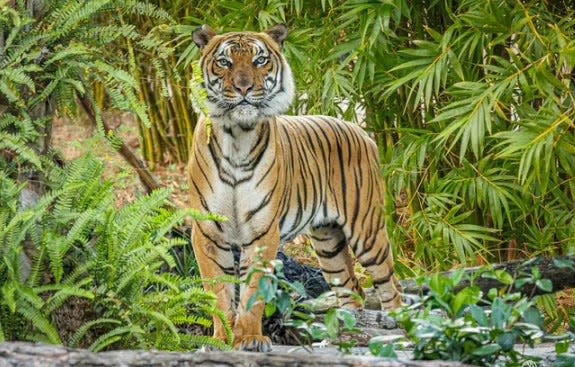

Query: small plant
<box><xmin>368</xmin><ymin>336</ymin><xmax>399</xmax><ymax>358</ymax></box>
<box><xmin>305</xmin><ymin>308</ymin><xmax>361</xmax><ymax>354</ymax></box>
<box><xmin>548</xmin><ymin>315</ymin><xmax>575</xmax><ymax>367</ymax></box>
<box><xmin>245</xmin><ymin>254</ymin><xmax>362</xmax><ymax>353</ymax></box>
<box><xmin>245</xmin><ymin>252</ymin><xmax>310</xmax><ymax>326</ymax></box>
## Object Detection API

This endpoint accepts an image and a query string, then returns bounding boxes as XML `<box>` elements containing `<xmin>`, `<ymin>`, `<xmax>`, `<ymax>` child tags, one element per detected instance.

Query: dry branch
<box><xmin>0</xmin><ymin>342</ymin><xmax>473</xmax><ymax>367</ymax></box>
<box><xmin>78</xmin><ymin>95</ymin><xmax>162</xmax><ymax>193</ymax></box>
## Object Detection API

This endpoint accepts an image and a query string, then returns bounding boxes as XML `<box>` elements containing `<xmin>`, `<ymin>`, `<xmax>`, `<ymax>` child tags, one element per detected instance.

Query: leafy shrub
<box><xmin>389</xmin><ymin>268</ymin><xmax>563</xmax><ymax>366</ymax></box>
<box><xmin>244</xmin><ymin>252</ymin><xmax>575</xmax><ymax>364</ymax></box>
<box><xmin>0</xmin><ymin>154</ymin><xmax>228</xmax><ymax>351</ymax></box>
<box><xmin>0</xmin><ymin>0</ymin><xmax>175</xmax><ymax>184</ymax></box>
<box><xmin>0</xmin><ymin>1</ymin><xmax>230</xmax><ymax>350</ymax></box>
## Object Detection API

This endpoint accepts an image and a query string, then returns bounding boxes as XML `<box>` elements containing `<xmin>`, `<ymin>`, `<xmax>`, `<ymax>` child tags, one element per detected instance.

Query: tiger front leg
<box><xmin>191</xmin><ymin>224</ymin><xmax>235</xmax><ymax>347</ymax></box>
<box><xmin>233</xmin><ymin>231</ymin><xmax>280</xmax><ymax>352</ymax></box>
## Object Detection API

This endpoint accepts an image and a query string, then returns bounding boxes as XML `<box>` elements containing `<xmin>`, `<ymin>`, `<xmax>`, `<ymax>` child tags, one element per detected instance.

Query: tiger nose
<box><xmin>233</xmin><ymin>75</ymin><xmax>253</xmax><ymax>95</ymax></box>
<box><xmin>234</xmin><ymin>82</ymin><xmax>253</xmax><ymax>96</ymax></box>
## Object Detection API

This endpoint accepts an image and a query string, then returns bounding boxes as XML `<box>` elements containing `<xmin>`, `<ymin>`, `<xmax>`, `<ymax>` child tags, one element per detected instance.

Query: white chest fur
<box><xmin>202</xmin><ymin>123</ymin><xmax>276</xmax><ymax>246</ymax></box>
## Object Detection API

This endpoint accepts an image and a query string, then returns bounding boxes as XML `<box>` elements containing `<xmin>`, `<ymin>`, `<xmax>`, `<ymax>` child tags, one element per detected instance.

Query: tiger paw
<box><xmin>234</xmin><ymin>335</ymin><xmax>272</xmax><ymax>352</ymax></box>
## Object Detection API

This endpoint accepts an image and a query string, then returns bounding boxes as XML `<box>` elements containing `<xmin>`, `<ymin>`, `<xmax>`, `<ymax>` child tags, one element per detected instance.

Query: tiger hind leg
<box><xmin>310</xmin><ymin>224</ymin><xmax>364</xmax><ymax>309</ymax></box>
<box><xmin>351</xmin><ymin>228</ymin><xmax>401</xmax><ymax>310</ymax></box>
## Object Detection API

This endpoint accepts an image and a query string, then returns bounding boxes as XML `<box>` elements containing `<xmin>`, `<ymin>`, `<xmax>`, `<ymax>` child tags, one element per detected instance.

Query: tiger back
<box><xmin>189</xmin><ymin>24</ymin><xmax>401</xmax><ymax>352</ymax></box>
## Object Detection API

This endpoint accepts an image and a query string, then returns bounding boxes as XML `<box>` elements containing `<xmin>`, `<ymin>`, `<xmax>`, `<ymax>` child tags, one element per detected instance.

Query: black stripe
<box><xmin>255</xmin><ymin>160</ymin><xmax>275</xmax><ymax>188</ymax></box>
<box><xmin>322</xmin><ymin>268</ymin><xmax>345</xmax><ymax>274</ymax></box>
<box><xmin>245</xmin><ymin>178</ymin><xmax>278</xmax><ymax>222</ymax></box>
<box><xmin>316</xmin><ymin>238</ymin><xmax>347</xmax><ymax>259</ymax></box>
<box><xmin>195</xmin><ymin>223</ymin><xmax>228</xmax><ymax>251</ymax></box>
<box><xmin>195</xmin><ymin>151</ymin><xmax>214</xmax><ymax>193</ymax></box>
<box><xmin>359</xmin><ymin>244</ymin><xmax>388</xmax><ymax>268</ymax></box>
<box><xmin>373</xmin><ymin>269</ymin><xmax>394</xmax><ymax>285</ymax></box>
<box><xmin>310</xmin><ymin>234</ymin><xmax>332</xmax><ymax>242</ymax></box>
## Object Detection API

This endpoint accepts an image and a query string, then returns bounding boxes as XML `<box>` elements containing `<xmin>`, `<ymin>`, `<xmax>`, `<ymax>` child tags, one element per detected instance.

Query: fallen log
<box><xmin>399</xmin><ymin>255</ymin><xmax>575</xmax><ymax>296</ymax></box>
<box><xmin>296</xmin><ymin>256</ymin><xmax>575</xmax><ymax>311</ymax></box>
<box><xmin>0</xmin><ymin>342</ymin><xmax>473</xmax><ymax>367</ymax></box>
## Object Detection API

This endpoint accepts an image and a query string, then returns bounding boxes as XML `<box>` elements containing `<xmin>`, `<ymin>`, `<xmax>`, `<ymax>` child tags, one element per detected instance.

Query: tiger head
<box><xmin>192</xmin><ymin>24</ymin><xmax>295</xmax><ymax>127</ymax></box>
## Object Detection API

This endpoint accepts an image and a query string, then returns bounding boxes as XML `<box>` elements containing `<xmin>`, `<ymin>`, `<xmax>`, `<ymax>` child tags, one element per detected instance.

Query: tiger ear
<box><xmin>193</xmin><ymin>25</ymin><xmax>216</xmax><ymax>49</ymax></box>
<box><xmin>265</xmin><ymin>23</ymin><xmax>288</xmax><ymax>46</ymax></box>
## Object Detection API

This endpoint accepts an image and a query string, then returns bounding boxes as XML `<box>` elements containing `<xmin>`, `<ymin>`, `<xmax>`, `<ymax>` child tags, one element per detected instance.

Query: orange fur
<box><xmin>189</xmin><ymin>25</ymin><xmax>401</xmax><ymax>352</ymax></box>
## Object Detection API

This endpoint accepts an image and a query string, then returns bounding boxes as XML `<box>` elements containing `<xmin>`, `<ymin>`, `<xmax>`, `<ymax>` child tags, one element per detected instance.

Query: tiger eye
<box><xmin>216</xmin><ymin>58</ymin><xmax>232</xmax><ymax>68</ymax></box>
<box><xmin>253</xmin><ymin>56</ymin><xmax>268</xmax><ymax>67</ymax></box>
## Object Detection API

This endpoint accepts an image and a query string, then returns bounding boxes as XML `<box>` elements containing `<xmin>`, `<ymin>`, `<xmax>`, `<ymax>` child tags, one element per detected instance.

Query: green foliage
<box><xmin>306</xmin><ymin>308</ymin><xmax>360</xmax><ymax>354</ymax></box>
<box><xmin>0</xmin><ymin>154</ymin><xmax>227</xmax><ymax>350</ymax></box>
<box><xmin>121</xmin><ymin>0</ymin><xmax>575</xmax><ymax>272</ymax></box>
<box><xmin>551</xmin><ymin>316</ymin><xmax>575</xmax><ymax>367</ymax></box>
<box><xmin>246</xmin><ymin>256</ymin><xmax>307</xmax><ymax>319</ymax></box>
<box><xmin>0</xmin><ymin>2</ymin><xmax>227</xmax><ymax>349</ymax></box>
<box><xmin>389</xmin><ymin>268</ymin><xmax>552</xmax><ymax>366</ymax></box>
<box><xmin>341</xmin><ymin>0</ymin><xmax>575</xmax><ymax>272</ymax></box>
<box><xmin>244</xmin><ymin>253</ymin><xmax>315</xmax><ymax>344</ymax></box>
<box><xmin>0</xmin><ymin>0</ymin><xmax>173</xmax><ymax>178</ymax></box>
<box><xmin>245</xmin><ymin>256</ymin><xmax>363</xmax><ymax>353</ymax></box>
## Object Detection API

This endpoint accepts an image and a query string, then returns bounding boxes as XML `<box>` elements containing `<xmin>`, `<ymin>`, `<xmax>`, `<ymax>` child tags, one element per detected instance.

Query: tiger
<box><xmin>188</xmin><ymin>23</ymin><xmax>401</xmax><ymax>352</ymax></box>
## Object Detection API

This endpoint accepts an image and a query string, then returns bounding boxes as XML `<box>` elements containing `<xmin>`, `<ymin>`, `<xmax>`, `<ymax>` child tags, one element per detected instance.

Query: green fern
<box><xmin>1</xmin><ymin>153</ymin><xmax>226</xmax><ymax>350</ymax></box>
<box><xmin>0</xmin><ymin>1</ymin><xmax>225</xmax><ymax>342</ymax></box>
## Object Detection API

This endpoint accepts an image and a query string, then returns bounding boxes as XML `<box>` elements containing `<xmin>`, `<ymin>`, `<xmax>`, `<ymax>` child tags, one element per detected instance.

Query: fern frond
<box><xmin>45</xmin><ymin>44</ymin><xmax>92</xmax><ymax>66</ymax></box>
<box><xmin>16</xmin><ymin>299</ymin><xmax>61</xmax><ymax>344</ymax></box>
<box><xmin>115</xmin><ymin>188</ymin><xmax>171</xmax><ymax>248</ymax></box>
<box><xmin>0</xmin><ymin>132</ymin><xmax>42</xmax><ymax>167</ymax></box>
<box><xmin>68</xmin><ymin>318</ymin><xmax>121</xmax><ymax>348</ymax></box>
<box><xmin>0</xmin><ymin>80</ymin><xmax>22</xmax><ymax>105</ymax></box>
<box><xmin>83</xmin><ymin>24</ymin><xmax>139</xmax><ymax>44</ymax></box>
<box><xmin>120</xmin><ymin>1</ymin><xmax>173</xmax><ymax>22</ymax></box>
<box><xmin>42</xmin><ymin>285</ymin><xmax>95</xmax><ymax>314</ymax></box>
<box><xmin>133</xmin><ymin>308</ymin><xmax>180</xmax><ymax>342</ymax></box>
<box><xmin>26</xmin><ymin>246</ymin><xmax>46</xmax><ymax>288</ymax></box>
<box><xmin>88</xmin><ymin>324</ymin><xmax>144</xmax><ymax>352</ymax></box>
<box><xmin>2</xmin><ymin>282</ymin><xmax>17</xmax><ymax>313</ymax></box>
<box><xmin>0</xmin><ymin>67</ymin><xmax>35</xmax><ymax>91</ymax></box>
<box><xmin>51</xmin><ymin>0</ymin><xmax>112</xmax><ymax>39</ymax></box>
<box><xmin>171</xmin><ymin>314</ymin><xmax>212</xmax><ymax>328</ymax></box>
<box><xmin>204</xmin><ymin>306</ymin><xmax>233</xmax><ymax>346</ymax></box>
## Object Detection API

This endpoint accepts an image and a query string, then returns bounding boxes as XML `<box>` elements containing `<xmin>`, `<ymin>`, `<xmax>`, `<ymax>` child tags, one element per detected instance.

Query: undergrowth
<box><xmin>0</xmin><ymin>154</ymin><xmax>229</xmax><ymax>351</ymax></box>
<box><xmin>251</xmin><ymin>257</ymin><xmax>575</xmax><ymax>366</ymax></box>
